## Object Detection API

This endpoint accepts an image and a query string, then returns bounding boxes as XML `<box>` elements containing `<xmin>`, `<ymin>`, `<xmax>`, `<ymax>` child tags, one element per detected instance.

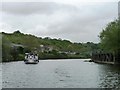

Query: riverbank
<box><xmin>2</xmin><ymin>58</ymin><xmax>91</xmax><ymax>63</ymax></box>
<box><xmin>93</xmin><ymin>60</ymin><xmax>120</xmax><ymax>65</ymax></box>
<box><xmin>92</xmin><ymin>53</ymin><xmax>120</xmax><ymax>65</ymax></box>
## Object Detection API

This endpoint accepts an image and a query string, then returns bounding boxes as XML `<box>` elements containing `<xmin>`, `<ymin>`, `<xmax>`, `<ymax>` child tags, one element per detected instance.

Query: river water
<box><xmin>1</xmin><ymin>59</ymin><xmax>120</xmax><ymax>88</ymax></box>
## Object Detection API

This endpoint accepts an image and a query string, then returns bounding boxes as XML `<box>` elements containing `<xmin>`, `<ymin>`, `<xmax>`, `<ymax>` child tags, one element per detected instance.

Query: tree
<box><xmin>2</xmin><ymin>35</ymin><xmax>12</xmax><ymax>61</ymax></box>
<box><xmin>13</xmin><ymin>30</ymin><xmax>21</xmax><ymax>34</ymax></box>
<box><xmin>99</xmin><ymin>19</ymin><xmax>120</xmax><ymax>53</ymax></box>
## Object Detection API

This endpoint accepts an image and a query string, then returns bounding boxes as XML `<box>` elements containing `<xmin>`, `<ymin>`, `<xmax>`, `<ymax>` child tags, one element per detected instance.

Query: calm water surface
<box><xmin>1</xmin><ymin>59</ymin><xmax>120</xmax><ymax>88</ymax></box>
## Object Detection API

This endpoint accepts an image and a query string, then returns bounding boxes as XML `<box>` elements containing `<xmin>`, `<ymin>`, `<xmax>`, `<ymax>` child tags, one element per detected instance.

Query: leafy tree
<box><xmin>99</xmin><ymin>19</ymin><xmax>120</xmax><ymax>53</ymax></box>
<box><xmin>13</xmin><ymin>30</ymin><xmax>21</xmax><ymax>34</ymax></box>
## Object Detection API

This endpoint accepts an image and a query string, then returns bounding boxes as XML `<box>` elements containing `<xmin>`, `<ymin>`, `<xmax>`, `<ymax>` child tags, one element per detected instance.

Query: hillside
<box><xmin>2</xmin><ymin>31</ymin><xmax>100</xmax><ymax>62</ymax></box>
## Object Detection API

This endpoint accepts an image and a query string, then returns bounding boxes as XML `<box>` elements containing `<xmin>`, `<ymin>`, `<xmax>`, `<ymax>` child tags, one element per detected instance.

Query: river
<box><xmin>1</xmin><ymin>59</ymin><xmax>120</xmax><ymax>88</ymax></box>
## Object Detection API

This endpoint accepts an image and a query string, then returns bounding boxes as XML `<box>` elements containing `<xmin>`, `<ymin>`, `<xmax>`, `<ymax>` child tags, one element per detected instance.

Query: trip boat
<box><xmin>24</xmin><ymin>53</ymin><xmax>39</xmax><ymax>64</ymax></box>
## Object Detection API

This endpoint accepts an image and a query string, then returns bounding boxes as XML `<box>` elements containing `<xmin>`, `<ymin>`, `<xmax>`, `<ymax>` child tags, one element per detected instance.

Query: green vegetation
<box><xmin>1</xmin><ymin>31</ymin><xmax>99</xmax><ymax>62</ymax></box>
<box><xmin>99</xmin><ymin>19</ymin><xmax>120</xmax><ymax>54</ymax></box>
<box><xmin>0</xmin><ymin>33</ymin><xmax>2</xmax><ymax>63</ymax></box>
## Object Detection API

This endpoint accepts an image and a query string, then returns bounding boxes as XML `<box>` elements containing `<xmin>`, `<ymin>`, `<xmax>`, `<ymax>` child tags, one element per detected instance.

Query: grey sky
<box><xmin>0</xmin><ymin>0</ymin><xmax>119</xmax><ymax>43</ymax></box>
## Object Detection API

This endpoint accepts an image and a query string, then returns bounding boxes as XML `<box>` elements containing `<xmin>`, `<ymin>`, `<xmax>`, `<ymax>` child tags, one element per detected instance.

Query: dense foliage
<box><xmin>99</xmin><ymin>19</ymin><xmax>120</xmax><ymax>53</ymax></box>
<box><xmin>1</xmin><ymin>31</ymin><xmax>99</xmax><ymax>62</ymax></box>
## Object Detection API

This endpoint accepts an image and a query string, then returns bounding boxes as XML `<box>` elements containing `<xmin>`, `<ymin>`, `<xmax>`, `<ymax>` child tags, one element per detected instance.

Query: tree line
<box><xmin>1</xmin><ymin>31</ymin><xmax>99</xmax><ymax>62</ymax></box>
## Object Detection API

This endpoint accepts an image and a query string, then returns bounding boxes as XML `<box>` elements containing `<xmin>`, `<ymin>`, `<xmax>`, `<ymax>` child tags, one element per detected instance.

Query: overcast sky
<box><xmin>0</xmin><ymin>0</ymin><xmax>119</xmax><ymax>43</ymax></box>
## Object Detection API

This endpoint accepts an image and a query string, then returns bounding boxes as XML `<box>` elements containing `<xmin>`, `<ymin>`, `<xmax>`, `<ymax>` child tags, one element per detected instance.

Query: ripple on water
<box><xmin>2</xmin><ymin>60</ymin><xmax>120</xmax><ymax>88</ymax></box>
<box><xmin>99</xmin><ymin>72</ymin><xmax>120</xmax><ymax>88</ymax></box>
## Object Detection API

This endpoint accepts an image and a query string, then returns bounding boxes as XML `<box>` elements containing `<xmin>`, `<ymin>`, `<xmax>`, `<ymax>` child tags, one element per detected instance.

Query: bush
<box><xmin>17</xmin><ymin>54</ymin><xmax>24</xmax><ymax>61</ymax></box>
